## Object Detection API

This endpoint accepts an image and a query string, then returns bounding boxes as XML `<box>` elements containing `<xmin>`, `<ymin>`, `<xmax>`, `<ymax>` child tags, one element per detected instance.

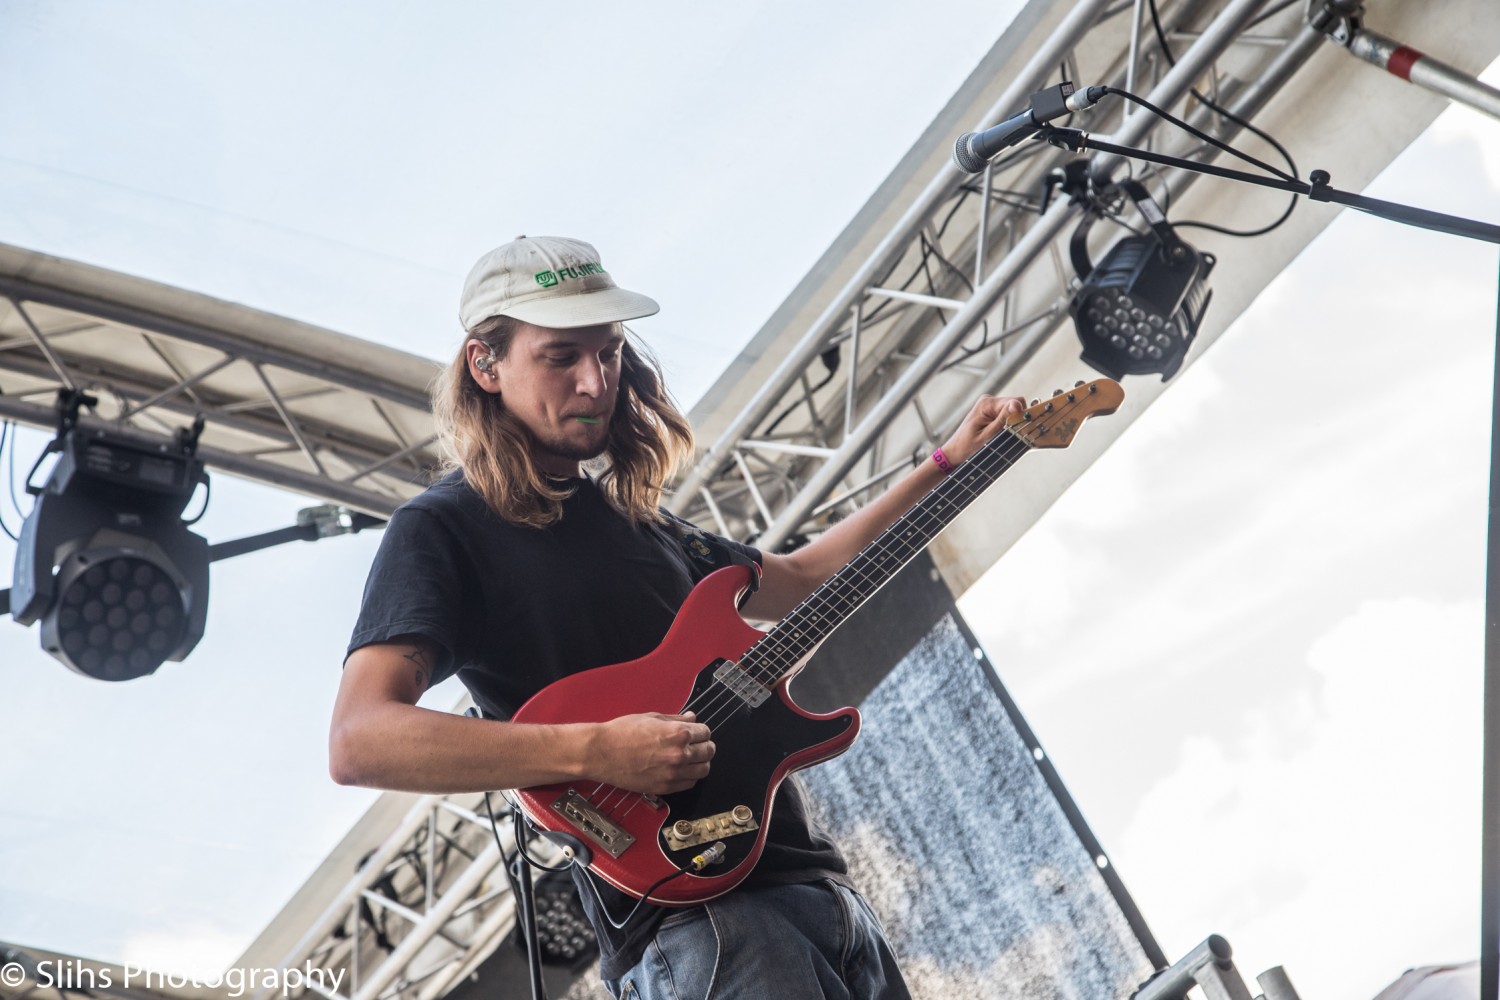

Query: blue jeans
<box><xmin>604</xmin><ymin>880</ymin><xmax>910</xmax><ymax>1000</ymax></box>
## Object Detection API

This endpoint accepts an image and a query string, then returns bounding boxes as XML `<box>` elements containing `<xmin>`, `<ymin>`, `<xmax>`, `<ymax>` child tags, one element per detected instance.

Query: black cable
<box><xmin>577</xmin><ymin>856</ymin><xmax>692</xmax><ymax>931</ymax></box>
<box><xmin>957</xmin><ymin>185</ymin><xmax>1039</xmax><ymax>213</ymax></box>
<box><xmin>1246</xmin><ymin>0</ymin><xmax>1300</xmax><ymax>29</ymax></box>
<box><xmin>1103</xmin><ymin>85</ymin><xmax>1300</xmax><ymax>236</ymax></box>
<box><xmin>1144</xmin><ymin>0</ymin><xmax>1297</xmax><ymax>176</ymax></box>
<box><xmin>861</xmin><ymin>190</ymin><xmax>977</xmax><ymax>330</ymax></box>
<box><xmin>762</xmin><ymin>173</ymin><xmax>1026</xmax><ymax>437</ymax></box>
<box><xmin>762</xmin><ymin>348</ymin><xmax>841</xmax><ymax>437</ymax></box>
<box><xmin>837</xmin><ymin>140</ymin><xmax>1046</xmax><ymax>338</ymax></box>
<box><xmin>755</xmin><ymin>98</ymin><xmax>1056</xmax><ymax>431</ymax></box>
<box><xmin>483</xmin><ymin>794</ymin><xmax>530</xmax><ymax>892</ymax></box>
<box><xmin>1134</xmin><ymin>0</ymin><xmax>1302</xmax><ymax>237</ymax></box>
<box><xmin>485</xmin><ymin>792</ymin><xmax>694</xmax><ymax>933</ymax></box>
<box><xmin>483</xmin><ymin>794</ymin><xmax>551</xmax><ymax>999</ymax></box>
<box><xmin>918</xmin><ymin>232</ymin><xmax>998</xmax><ymax>367</ymax></box>
<box><xmin>1173</xmin><ymin>193</ymin><xmax>1298</xmax><ymax>238</ymax></box>
<box><xmin>1104</xmin><ymin>86</ymin><xmax>1294</xmax><ymax>182</ymax></box>
<box><xmin>928</xmin><ymin>140</ymin><xmax>1059</xmax><ymax>365</ymax></box>
<box><xmin>505</xmin><ymin>802</ymin><xmax>572</xmax><ymax>874</ymax></box>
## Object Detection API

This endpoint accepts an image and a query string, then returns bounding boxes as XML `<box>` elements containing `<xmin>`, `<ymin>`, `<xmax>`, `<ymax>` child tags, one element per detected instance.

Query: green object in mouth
<box><xmin>575</xmin><ymin>417</ymin><xmax>601</xmax><ymax>425</ymax></box>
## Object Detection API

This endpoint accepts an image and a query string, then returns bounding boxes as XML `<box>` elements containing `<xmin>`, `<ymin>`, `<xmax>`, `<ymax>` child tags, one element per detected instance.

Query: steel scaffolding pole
<box><xmin>666</xmin><ymin>0</ymin><xmax>1115</xmax><ymax>515</ymax></box>
<box><xmin>754</xmin><ymin>0</ymin><xmax>1275</xmax><ymax>551</ymax></box>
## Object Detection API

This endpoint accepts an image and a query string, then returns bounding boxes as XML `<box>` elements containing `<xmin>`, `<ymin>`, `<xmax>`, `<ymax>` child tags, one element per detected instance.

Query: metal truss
<box><xmin>667</xmin><ymin>0</ymin><xmax>1328</xmax><ymax>551</ymax></box>
<box><xmin>254</xmin><ymin>790</ymin><xmax>525</xmax><ymax>1000</ymax></box>
<box><xmin>1312</xmin><ymin>0</ymin><xmax>1500</xmax><ymax>119</ymax></box>
<box><xmin>0</xmin><ymin>245</ymin><xmax>443</xmax><ymax>519</ymax></box>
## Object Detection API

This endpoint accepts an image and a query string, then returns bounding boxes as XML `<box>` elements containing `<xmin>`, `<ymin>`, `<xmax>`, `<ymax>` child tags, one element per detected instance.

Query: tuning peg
<box><xmin>1029</xmin><ymin>399</ymin><xmax>1039</xmax><ymax>406</ymax></box>
<box><xmin>1074</xmin><ymin>380</ymin><xmax>1086</xmax><ymax>388</ymax></box>
<box><xmin>1052</xmin><ymin>388</ymin><xmax>1063</xmax><ymax>397</ymax></box>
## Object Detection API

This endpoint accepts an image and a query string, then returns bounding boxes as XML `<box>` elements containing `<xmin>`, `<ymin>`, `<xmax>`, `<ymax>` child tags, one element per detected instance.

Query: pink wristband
<box><xmin>931</xmin><ymin>448</ymin><xmax>954</xmax><ymax>474</ymax></box>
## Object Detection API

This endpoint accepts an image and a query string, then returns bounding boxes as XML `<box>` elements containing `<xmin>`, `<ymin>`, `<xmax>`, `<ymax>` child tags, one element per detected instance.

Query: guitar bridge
<box><xmin>713</xmin><ymin>660</ymin><xmax>771</xmax><ymax>707</ymax></box>
<box><xmin>662</xmin><ymin>805</ymin><xmax>760</xmax><ymax>851</ymax></box>
<box><xmin>551</xmin><ymin>789</ymin><xmax>636</xmax><ymax>859</ymax></box>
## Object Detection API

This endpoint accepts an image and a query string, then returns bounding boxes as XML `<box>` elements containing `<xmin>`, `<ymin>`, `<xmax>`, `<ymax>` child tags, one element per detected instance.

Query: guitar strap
<box><xmin>738</xmin><ymin>558</ymin><xmax>763</xmax><ymax>609</ymax></box>
<box><xmin>661</xmin><ymin>511</ymin><xmax>762</xmax><ymax>607</ymax></box>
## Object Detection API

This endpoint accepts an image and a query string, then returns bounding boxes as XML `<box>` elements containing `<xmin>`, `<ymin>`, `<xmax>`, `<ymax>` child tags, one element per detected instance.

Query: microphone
<box><xmin>953</xmin><ymin>83</ymin><xmax>1108</xmax><ymax>173</ymax></box>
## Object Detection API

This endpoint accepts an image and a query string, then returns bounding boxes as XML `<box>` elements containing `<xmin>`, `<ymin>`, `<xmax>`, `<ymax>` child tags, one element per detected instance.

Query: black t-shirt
<box><xmin>347</xmin><ymin>470</ymin><xmax>849</xmax><ymax>978</ymax></box>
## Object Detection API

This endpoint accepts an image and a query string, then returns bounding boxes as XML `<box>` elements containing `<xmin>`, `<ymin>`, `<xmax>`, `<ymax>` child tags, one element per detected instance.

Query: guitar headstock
<box><xmin>1007</xmin><ymin>378</ymin><xmax>1123</xmax><ymax>448</ymax></box>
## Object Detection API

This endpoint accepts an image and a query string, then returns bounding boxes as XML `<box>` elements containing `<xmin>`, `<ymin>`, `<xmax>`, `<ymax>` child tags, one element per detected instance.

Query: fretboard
<box><xmin>742</xmin><ymin>427</ymin><xmax>1033</xmax><ymax>685</ymax></box>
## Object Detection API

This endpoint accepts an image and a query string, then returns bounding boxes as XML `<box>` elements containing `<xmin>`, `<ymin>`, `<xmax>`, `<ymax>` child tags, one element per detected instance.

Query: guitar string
<box><xmin>594</xmin><ymin>423</ymin><xmax>1035</xmax><ymax>822</ymax></box>
<box><xmin>578</xmin><ymin>393</ymin><xmax>1082</xmax><ymax>832</ymax></box>
<box><xmin>572</xmin><ymin>393</ymin><xmax>1092</xmax><ymax>831</ymax></box>
<box><xmin>687</xmin><ymin>419</ymin><xmax>1030</xmax><ymax>727</ymax></box>
<box><xmin>664</xmin><ymin>414</ymin><xmax>1036</xmax><ymax>744</ymax></box>
<box><xmin>582</xmin><ymin>419</ymin><xmax>1038</xmax><ymax>821</ymax></box>
<box><xmin>669</xmin><ymin>434</ymin><xmax>1025</xmax><ymax>748</ymax></box>
<box><xmin>605</xmin><ymin>703</ymin><xmax>760</xmax><ymax>824</ymax></box>
<box><xmin>689</xmin><ymin>403</ymin><xmax>1045</xmax><ymax>727</ymax></box>
<box><xmin>590</xmin><ymin>688</ymin><xmax>764</xmax><ymax>817</ymax></box>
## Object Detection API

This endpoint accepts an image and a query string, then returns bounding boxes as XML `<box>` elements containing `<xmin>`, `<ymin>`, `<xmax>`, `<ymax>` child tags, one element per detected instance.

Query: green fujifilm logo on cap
<box><xmin>535</xmin><ymin>263</ymin><xmax>606</xmax><ymax>288</ymax></box>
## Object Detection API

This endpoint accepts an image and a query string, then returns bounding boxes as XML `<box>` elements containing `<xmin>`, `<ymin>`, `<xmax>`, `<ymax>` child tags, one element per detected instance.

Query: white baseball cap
<box><xmin>459</xmin><ymin>235</ymin><xmax>660</xmax><ymax>331</ymax></box>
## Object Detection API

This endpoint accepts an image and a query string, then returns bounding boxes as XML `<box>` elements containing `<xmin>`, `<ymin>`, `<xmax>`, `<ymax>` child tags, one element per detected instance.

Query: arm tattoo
<box><xmin>403</xmin><ymin>646</ymin><xmax>432</xmax><ymax>692</ymax></box>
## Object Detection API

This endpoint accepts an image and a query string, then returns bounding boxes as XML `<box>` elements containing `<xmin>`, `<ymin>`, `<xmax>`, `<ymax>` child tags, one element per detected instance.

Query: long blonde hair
<box><xmin>431</xmin><ymin>315</ymin><xmax>694</xmax><ymax>528</ymax></box>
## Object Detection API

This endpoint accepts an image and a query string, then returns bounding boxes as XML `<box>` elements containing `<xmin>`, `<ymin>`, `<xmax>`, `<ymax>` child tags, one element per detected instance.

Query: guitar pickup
<box><xmin>662</xmin><ymin>805</ymin><xmax>760</xmax><ymax>851</ymax></box>
<box><xmin>713</xmin><ymin>660</ymin><xmax>771</xmax><ymax>707</ymax></box>
<box><xmin>551</xmin><ymin>789</ymin><xmax>636</xmax><ymax>859</ymax></box>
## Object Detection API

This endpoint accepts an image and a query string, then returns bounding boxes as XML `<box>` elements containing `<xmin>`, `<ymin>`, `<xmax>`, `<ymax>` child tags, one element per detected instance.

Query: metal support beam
<box><xmin>0</xmin><ymin>243</ymin><xmax>442</xmax><ymax>517</ymax></box>
<box><xmin>667</xmin><ymin>0</ymin><xmax>1115</xmax><ymax>513</ymax></box>
<box><xmin>252</xmin><ymin>789</ymin><xmax>526</xmax><ymax>1000</ymax></box>
<box><xmin>755</xmin><ymin>0</ymin><xmax>1273</xmax><ymax>551</ymax></box>
<box><xmin>1345</xmin><ymin>26</ymin><xmax>1500</xmax><ymax>119</ymax></box>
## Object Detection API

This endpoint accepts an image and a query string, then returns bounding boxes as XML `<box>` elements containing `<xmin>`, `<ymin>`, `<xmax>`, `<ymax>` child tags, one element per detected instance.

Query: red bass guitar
<box><xmin>510</xmin><ymin>379</ymin><xmax>1123</xmax><ymax>904</ymax></box>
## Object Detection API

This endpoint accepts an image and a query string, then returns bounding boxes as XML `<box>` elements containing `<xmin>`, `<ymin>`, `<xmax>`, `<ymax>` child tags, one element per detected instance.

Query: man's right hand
<box><xmin>588</xmin><ymin>711</ymin><xmax>715</xmax><ymax>795</ymax></box>
<box><xmin>333</xmin><ymin>640</ymin><xmax>717</xmax><ymax>795</ymax></box>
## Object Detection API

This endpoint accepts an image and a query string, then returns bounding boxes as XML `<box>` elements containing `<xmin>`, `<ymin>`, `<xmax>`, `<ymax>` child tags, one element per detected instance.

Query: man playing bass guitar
<box><xmin>330</xmin><ymin>235</ymin><xmax>1024</xmax><ymax>1000</ymax></box>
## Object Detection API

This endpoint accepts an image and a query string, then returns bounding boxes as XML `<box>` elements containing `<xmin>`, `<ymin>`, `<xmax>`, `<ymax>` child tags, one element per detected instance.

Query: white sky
<box><xmin>0</xmin><ymin>3</ymin><xmax>1496</xmax><ymax>999</ymax></box>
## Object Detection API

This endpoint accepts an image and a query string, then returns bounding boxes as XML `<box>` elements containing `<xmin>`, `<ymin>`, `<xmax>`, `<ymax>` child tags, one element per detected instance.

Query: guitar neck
<box><xmin>746</xmin><ymin>427</ymin><xmax>1032</xmax><ymax>683</ymax></box>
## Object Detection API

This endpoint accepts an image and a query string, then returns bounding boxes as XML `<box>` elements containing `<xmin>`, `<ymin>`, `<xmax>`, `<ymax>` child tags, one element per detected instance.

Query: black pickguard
<box><xmin>659</xmin><ymin>660</ymin><xmax>853</xmax><ymax>875</ymax></box>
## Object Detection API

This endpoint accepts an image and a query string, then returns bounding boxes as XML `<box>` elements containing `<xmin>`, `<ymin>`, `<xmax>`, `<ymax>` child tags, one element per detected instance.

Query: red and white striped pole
<box><xmin>1345</xmin><ymin>26</ymin><xmax>1500</xmax><ymax>121</ymax></box>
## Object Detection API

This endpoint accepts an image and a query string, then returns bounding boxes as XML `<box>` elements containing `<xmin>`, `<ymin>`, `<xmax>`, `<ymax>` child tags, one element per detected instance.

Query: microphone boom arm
<box><xmin>1035</xmin><ymin>125</ymin><xmax>1500</xmax><ymax>245</ymax></box>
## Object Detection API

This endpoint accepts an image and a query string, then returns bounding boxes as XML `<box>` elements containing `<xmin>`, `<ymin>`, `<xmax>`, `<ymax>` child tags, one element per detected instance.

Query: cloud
<box><xmin>1114</xmin><ymin>597</ymin><xmax>1482</xmax><ymax>1000</ymax></box>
